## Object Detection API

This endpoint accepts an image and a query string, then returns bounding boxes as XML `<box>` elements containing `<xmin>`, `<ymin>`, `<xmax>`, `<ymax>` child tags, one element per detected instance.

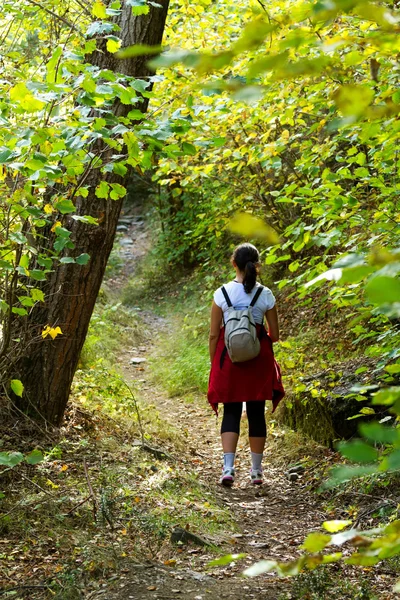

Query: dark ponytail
<box><xmin>232</xmin><ymin>243</ymin><xmax>260</xmax><ymax>293</ymax></box>
<box><xmin>243</xmin><ymin>261</ymin><xmax>257</xmax><ymax>293</ymax></box>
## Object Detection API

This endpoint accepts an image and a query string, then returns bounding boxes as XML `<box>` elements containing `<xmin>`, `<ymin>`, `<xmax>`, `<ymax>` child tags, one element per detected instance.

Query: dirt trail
<box><xmin>91</xmin><ymin>209</ymin><xmax>333</xmax><ymax>600</ymax></box>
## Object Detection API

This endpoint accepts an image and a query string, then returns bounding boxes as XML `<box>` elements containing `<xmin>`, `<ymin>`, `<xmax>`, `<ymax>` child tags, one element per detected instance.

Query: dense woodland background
<box><xmin>1</xmin><ymin>0</ymin><xmax>400</xmax><ymax>598</ymax></box>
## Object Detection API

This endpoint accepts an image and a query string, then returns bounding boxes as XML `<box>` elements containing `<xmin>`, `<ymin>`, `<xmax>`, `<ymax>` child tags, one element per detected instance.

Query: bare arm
<box><xmin>265</xmin><ymin>305</ymin><xmax>279</xmax><ymax>342</ymax></box>
<box><xmin>209</xmin><ymin>301</ymin><xmax>223</xmax><ymax>363</ymax></box>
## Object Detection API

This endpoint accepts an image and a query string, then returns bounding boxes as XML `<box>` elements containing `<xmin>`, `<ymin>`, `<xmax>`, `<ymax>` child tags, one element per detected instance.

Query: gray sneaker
<box><xmin>220</xmin><ymin>468</ymin><xmax>235</xmax><ymax>486</ymax></box>
<box><xmin>250</xmin><ymin>468</ymin><xmax>263</xmax><ymax>485</ymax></box>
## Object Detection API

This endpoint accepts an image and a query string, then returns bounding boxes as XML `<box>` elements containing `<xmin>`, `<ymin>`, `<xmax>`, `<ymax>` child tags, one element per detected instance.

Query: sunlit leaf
<box><xmin>323</xmin><ymin>520</ymin><xmax>352</xmax><ymax>533</ymax></box>
<box><xmin>228</xmin><ymin>212</ymin><xmax>279</xmax><ymax>244</ymax></box>
<box><xmin>207</xmin><ymin>553</ymin><xmax>246</xmax><ymax>567</ymax></box>
<box><xmin>301</xmin><ymin>532</ymin><xmax>331</xmax><ymax>553</ymax></box>
<box><xmin>243</xmin><ymin>560</ymin><xmax>277</xmax><ymax>577</ymax></box>
<box><xmin>10</xmin><ymin>379</ymin><xmax>24</xmax><ymax>397</ymax></box>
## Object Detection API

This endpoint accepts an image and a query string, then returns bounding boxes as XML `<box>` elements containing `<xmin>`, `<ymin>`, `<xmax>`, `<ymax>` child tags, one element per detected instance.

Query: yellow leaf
<box><xmin>106</xmin><ymin>38</ymin><xmax>121</xmax><ymax>54</ymax></box>
<box><xmin>44</xmin><ymin>204</ymin><xmax>54</xmax><ymax>214</ymax></box>
<box><xmin>323</xmin><ymin>520</ymin><xmax>352</xmax><ymax>533</ymax></box>
<box><xmin>51</xmin><ymin>221</ymin><xmax>62</xmax><ymax>232</ymax></box>
<box><xmin>92</xmin><ymin>0</ymin><xmax>107</xmax><ymax>19</ymax></box>
<box><xmin>10</xmin><ymin>83</ymin><xmax>45</xmax><ymax>112</ymax></box>
<box><xmin>42</xmin><ymin>325</ymin><xmax>63</xmax><ymax>340</ymax></box>
<box><xmin>228</xmin><ymin>212</ymin><xmax>280</xmax><ymax>244</ymax></box>
<box><xmin>46</xmin><ymin>479</ymin><xmax>59</xmax><ymax>489</ymax></box>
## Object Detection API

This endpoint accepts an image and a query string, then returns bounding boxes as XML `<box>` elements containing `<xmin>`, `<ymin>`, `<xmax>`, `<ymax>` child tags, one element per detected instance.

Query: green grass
<box><xmin>149</xmin><ymin>319</ymin><xmax>209</xmax><ymax>396</ymax></box>
<box><xmin>80</xmin><ymin>291</ymin><xmax>144</xmax><ymax>370</ymax></box>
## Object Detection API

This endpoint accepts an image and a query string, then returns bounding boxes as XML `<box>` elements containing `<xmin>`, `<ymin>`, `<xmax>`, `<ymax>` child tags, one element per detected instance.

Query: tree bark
<box><xmin>11</xmin><ymin>0</ymin><xmax>169</xmax><ymax>425</ymax></box>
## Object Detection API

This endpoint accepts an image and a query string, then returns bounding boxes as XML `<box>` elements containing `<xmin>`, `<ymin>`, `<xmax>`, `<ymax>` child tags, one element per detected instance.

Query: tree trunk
<box><xmin>11</xmin><ymin>0</ymin><xmax>169</xmax><ymax>425</ymax></box>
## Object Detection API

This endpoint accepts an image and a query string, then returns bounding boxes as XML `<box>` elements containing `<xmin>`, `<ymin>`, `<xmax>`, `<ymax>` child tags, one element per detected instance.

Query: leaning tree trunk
<box><xmin>12</xmin><ymin>0</ymin><xmax>169</xmax><ymax>425</ymax></box>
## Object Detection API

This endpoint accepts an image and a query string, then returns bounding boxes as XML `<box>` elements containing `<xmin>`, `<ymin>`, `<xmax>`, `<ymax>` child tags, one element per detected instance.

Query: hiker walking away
<box><xmin>207</xmin><ymin>243</ymin><xmax>285</xmax><ymax>486</ymax></box>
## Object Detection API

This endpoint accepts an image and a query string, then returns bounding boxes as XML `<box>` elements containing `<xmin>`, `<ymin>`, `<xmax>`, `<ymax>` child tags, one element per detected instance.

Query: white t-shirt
<box><xmin>213</xmin><ymin>281</ymin><xmax>276</xmax><ymax>325</ymax></box>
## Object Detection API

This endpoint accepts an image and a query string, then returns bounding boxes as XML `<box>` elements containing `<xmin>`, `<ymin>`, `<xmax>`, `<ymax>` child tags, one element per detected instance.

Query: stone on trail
<box><xmin>130</xmin><ymin>357</ymin><xmax>147</xmax><ymax>364</ymax></box>
<box><xmin>120</xmin><ymin>237</ymin><xmax>134</xmax><ymax>246</ymax></box>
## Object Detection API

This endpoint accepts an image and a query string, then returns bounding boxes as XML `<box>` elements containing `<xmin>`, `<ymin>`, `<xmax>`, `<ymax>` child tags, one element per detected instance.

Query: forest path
<box><xmin>94</xmin><ymin>208</ymin><xmax>329</xmax><ymax>600</ymax></box>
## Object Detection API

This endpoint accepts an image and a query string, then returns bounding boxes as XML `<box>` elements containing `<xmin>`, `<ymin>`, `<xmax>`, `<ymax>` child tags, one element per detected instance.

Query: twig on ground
<box><xmin>64</xmin><ymin>494</ymin><xmax>92</xmax><ymax>516</ymax></box>
<box><xmin>83</xmin><ymin>459</ymin><xmax>98</xmax><ymax>520</ymax></box>
<box><xmin>19</xmin><ymin>473</ymin><xmax>54</xmax><ymax>497</ymax></box>
<box><xmin>354</xmin><ymin>501</ymin><xmax>395</xmax><ymax>527</ymax></box>
<box><xmin>141</xmin><ymin>442</ymin><xmax>175</xmax><ymax>461</ymax></box>
<box><xmin>0</xmin><ymin>586</ymin><xmax>48</xmax><ymax>595</ymax></box>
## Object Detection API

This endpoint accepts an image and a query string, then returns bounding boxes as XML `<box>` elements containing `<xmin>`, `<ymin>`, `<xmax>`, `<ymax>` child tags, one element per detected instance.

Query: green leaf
<box><xmin>46</xmin><ymin>46</ymin><xmax>63</xmax><ymax>84</ymax></box>
<box><xmin>117</xmin><ymin>44</ymin><xmax>162</xmax><ymax>59</ymax></box>
<box><xmin>0</xmin><ymin>451</ymin><xmax>24</xmax><ymax>467</ymax></box>
<box><xmin>341</xmin><ymin>265</ymin><xmax>375</xmax><ymax>284</ymax></box>
<box><xmin>25</xmin><ymin>449</ymin><xmax>44</xmax><ymax>465</ymax></box>
<box><xmin>243</xmin><ymin>560</ymin><xmax>277</xmax><ymax>577</ymax></box>
<box><xmin>13</xmin><ymin>307</ymin><xmax>29</xmax><ymax>316</ymax></box>
<box><xmin>71</xmin><ymin>215</ymin><xmax>98</xmax><ymax>225</ymax></box>
<box><xmin>10</xmin><ymin>83</ymin><xmax>45</xmax><ymax>112</ymax></box>
<box><xmin>113</xmin><ymin>162</ymin><xmax>128</xmax><ymax>176</ymax></box>
<box><xmin>337</xmin><ymin>440</ymin><xmax>379</xmax><ymax>463</ymax></box>
<box><xmin>110</xmin><ymin>183</ymin><xmax>127</xmax><ymax>199</ymax></box>
<box><xmin>76</xmin><ymin>253</ymin><xmax>90</xmax><ymax>265</ymax></box>
<box><xmin>0</xmin><ymin>148</ymin><xmax>13</xmax><ymax>164</ymax></box>
<box><xmin>37</xmin><ymin>257</ymin><xmax>53</xmax><ymax>269</ymax></box>
<box><xmin>333</xmin><ymin>84</ymin><xmax>374</xmax><ymax>118</ymax></box>
<box><xmin>18</xmin><ymin>296</ymin><xmax>35</xmax><ymax>307</ymax></box>
<box><xmin>11</xmin><ymin>379</ymin><xmax>24</xmax><ymax>397</ymax></box>
<box><xmin>0</xmin><ymin>259</ymin><xmax>14</xmax><ymax>271</ymax></box>
<box><xmin>385</xmin><ymin>449</ymin><xmax>400</xmax><ymax>470</ymax></box>
<box><xmin>55</xmin><ymin>199</ymin><xmax>76</xmax><ymax>214</ymax></box>
<box><xmin>182</xmin><ymin>142</ymin><xmax>197</xmax><ymax>156</ymax></box>
<box><xmin>301</xmin><ymin>532</ymin><xmax>331</xmax><ymax>553</ymax></box>
<box><xmin>29</xmin><ymin>270</ymin><xmax>47</xmax><ymax>281</ymax></box>
<box><xmin>59</xmin><ymin>257</ymin><xmax>75</xmax><ymax>264</ymax></box>
<box><xmin>31</xmin><ymin>289</ymin><xmax>45</xmax><ymax>302</ymax></box>
<box><xmin>9</xmin><ymin>232</ymin><xmax>27</xmax><ymax>244</ymax></box>
<box><xmin>365</xmin><ymin>276</ymin><xmax>400</xmax><ymax>306</ymax></box>
<box><xmin>372</xmin><ymin>387</ymin><xmax>400</xmax><ymax>406</ymax></box>
<box><xmin>322</xmin><ymin>464</ymin><xmax>377</xmax><ymax>489</ymax></box>
<box><xmin>95</xmin><ymin>181</ymin><xmax>110</xmax><ymax>199</ymax></box>
<box><xmin>345</xmin><ymin>553</ymin><xmax>380</xmax><ymax>567</ymax></box>
<box><xmin>207</xmin><ymin>553</ymin><xmax>246</xmax><ymax>567</ymax></box>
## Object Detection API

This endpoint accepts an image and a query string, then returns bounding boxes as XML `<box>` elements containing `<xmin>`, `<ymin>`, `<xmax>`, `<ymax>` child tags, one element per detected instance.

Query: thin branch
<box><xmin>24</xmin><ymin>0</ymin><xmax>81</xmax><ymax>33</ymax></box>
<box><xmin>19</xmin><ymin>473</ymin><xmax>54</xmax><ymax>497</ymax></box>
<box><xmin>64</xmin><ymin>494</ymin><xmax>92</xmax><ymax>516</ymax></box>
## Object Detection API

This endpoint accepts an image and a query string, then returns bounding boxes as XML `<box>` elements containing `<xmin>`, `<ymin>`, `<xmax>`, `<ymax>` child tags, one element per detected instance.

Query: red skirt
<box><xmin>207</xmin><ymin>325</ymin><xmax>285</xmax><ymax>415</ymax></box>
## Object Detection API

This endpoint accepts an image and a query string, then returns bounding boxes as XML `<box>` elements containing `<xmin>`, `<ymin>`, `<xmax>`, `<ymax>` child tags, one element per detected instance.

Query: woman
<box><xmin>207</xmin><ymin>243</ymin><xmax>285</xmax><ymax>486</ymax></box>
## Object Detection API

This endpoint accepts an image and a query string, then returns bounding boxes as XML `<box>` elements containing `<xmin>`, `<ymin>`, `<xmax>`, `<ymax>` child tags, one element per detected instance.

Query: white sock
<box><xmin>223</xmin><ymin>452</ymin><xmax>235</xmax><ymax>470</ymax></box>
<box><xmin>251</xmin><ymin>452</ymin><xmax>263</xmax><ymax>471</ymax></box>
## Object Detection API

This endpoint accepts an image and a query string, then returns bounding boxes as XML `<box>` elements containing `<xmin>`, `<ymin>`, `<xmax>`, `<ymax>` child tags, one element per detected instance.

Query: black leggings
<box><xmin>221</xmin><ymin>401</ymin><xmax>266</xmax><ymax>437</ymax></box>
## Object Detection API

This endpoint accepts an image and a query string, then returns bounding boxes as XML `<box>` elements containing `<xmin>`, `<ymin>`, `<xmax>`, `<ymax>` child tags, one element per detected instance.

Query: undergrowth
<box><xmin>281</xmin><ymin>566</ymin><xmax>378</xmax><ymax>600</ymax></box>
<box><xmin>0</xmin><ymin>283</ymin><xmax>234</xmax><ymax>599</ymax></box>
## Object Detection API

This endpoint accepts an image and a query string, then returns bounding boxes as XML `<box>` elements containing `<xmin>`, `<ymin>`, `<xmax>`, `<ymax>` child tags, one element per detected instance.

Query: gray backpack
<box><xmin>221</xmin><ymin>285</ymin><xmax>264</xmax><ymax>363</ymax></box>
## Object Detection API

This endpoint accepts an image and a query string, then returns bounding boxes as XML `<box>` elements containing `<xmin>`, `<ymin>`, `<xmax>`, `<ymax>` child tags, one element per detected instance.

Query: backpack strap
<box><xmin>250</xmin><ymin>285</ymin><xmax>264</xmax><ymax>307</ymax></box>
<box><xmin>221</xmin><ymin>286</ymin><xmax>232</xmax><ymax>307</ymax></box>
